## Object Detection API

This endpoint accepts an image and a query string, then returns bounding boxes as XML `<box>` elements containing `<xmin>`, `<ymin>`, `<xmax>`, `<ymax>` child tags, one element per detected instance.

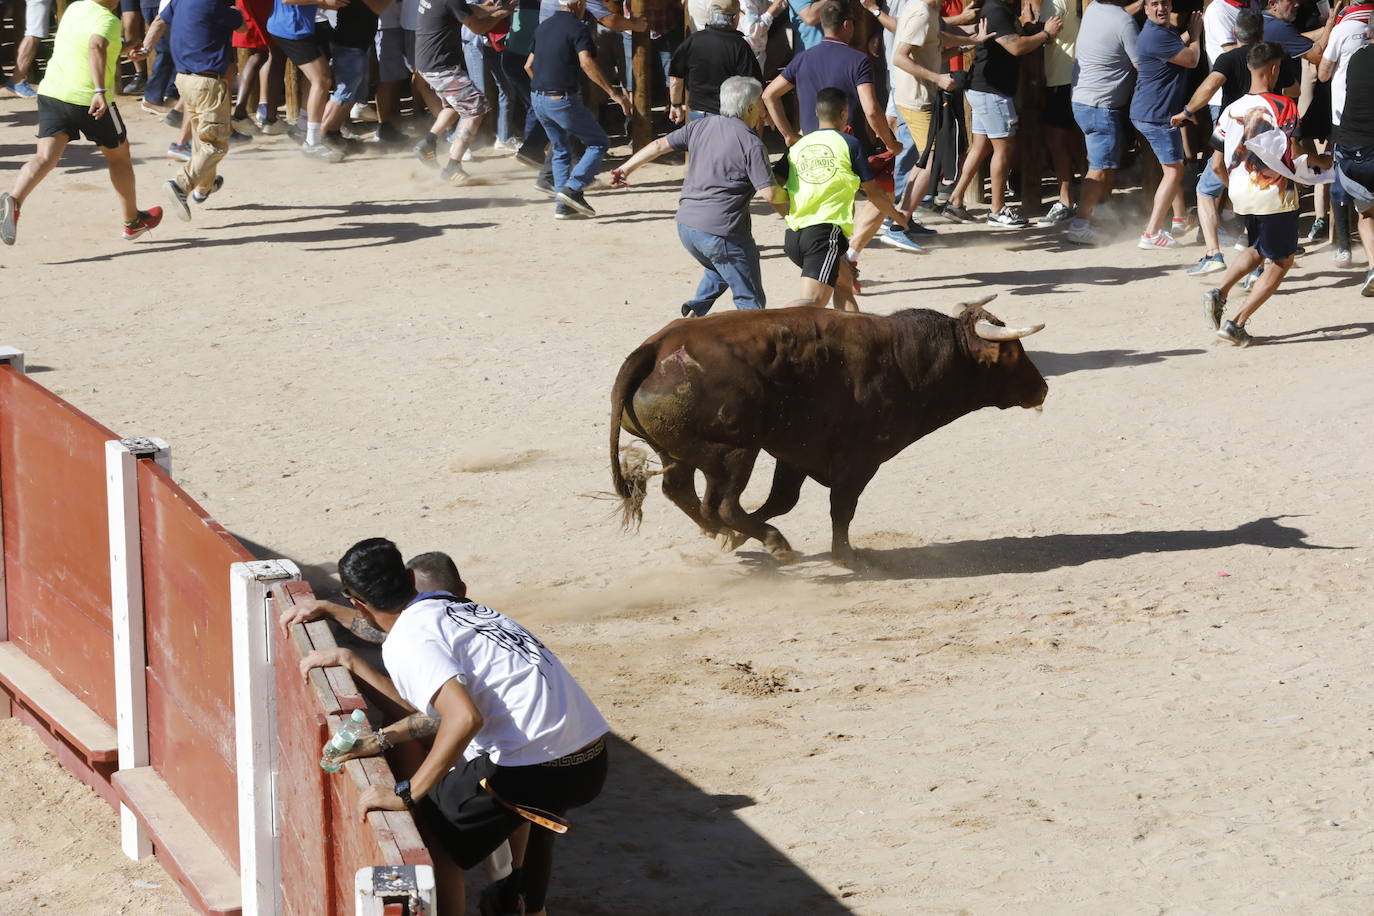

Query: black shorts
<box><xmin>1243</xmin><ymin>211</ymin><xmax>1300</xmax><ymax>262</ymax></box>
<box><xmin>270</xmin><ymin>33</ymin><xmax>324</xmax><ymax>67</ymax></box>
<box><xmin>37</xmin><ymin>94</ymin><xmax>128</xmax><ymax>149</ymax></box>
<box><xmin>421</xmin><ymin>740</ymin><xmax>609</xmax><ymax>870</ymax></box>
<box><xmin>784</xmin><ymin>223</ymin><xmax>847</xmax><ymax>288</ymax></box>
<box><xmin>119</xmin><ymin>0</ymin><xmax>140</xmax><ymax>14</ymax></box>
<box><xmin>1041</xmin><ymin>84</ymin><xmax>1074</xmax><ymax>130</ymax></box>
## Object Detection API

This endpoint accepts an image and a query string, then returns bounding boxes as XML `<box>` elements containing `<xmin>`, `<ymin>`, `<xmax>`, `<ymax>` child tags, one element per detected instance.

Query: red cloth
<box><xmin>868</xmin><ymin>150</ymin><xmax>895</xmax><ymax>195</ymax></box>
<box><xmin>1336</xmin><ymin>1</ymin><xmax>1373</xmax><ymax>21</ymax></box>
<box><xmin>233</xmin><ymin>0</ymin><xmax>272</xmax><ymax>49</ymax></box>
<box><xmin>941</xmin><ymin>0</ymin><xmax>966</xmax><ymax>72</ymax></box>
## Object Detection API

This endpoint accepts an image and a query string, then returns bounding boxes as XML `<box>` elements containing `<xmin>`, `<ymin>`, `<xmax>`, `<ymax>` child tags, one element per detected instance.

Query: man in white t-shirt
<box><xmin>1204</xmin><ymin>0</ymin><xmax>1252</xmax><ymax>116</ymax></box>
<box><xmin>293</xmin><ymin>537</ymin><xmax>609</xmax><ymax>916</ymax></box>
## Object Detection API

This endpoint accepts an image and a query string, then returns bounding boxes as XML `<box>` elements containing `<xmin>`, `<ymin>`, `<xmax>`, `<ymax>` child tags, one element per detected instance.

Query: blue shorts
<box><xmin>1197</xmin><ymin>163</ymin><xmax>1226</xmax><ymax>199</ymax></box>
<box><xmin>1132</xmin><ymin>119</ymin><xmax>1183</xmax><ymax>165</ymax></box>
<box><xmin>375</xmin><ymin>27</ymin><xmax>414</xmax><ymax>83</ymax></box>
<box><xmin>967</xmin><ymin>89</ymin><xmax>1017</xmax><ymax>140</ymax></box>
<box><xmin>1072</xmin><ymin>102</ymin><xmax>1126</xmax><ymax>171</ymax></box>
<box><xmin>1243</xmin><ymin>211</ymin><xmax>1299</xmax><ymax>262</ymax></box>
<box><xmin>330</xmin><ymin>45</ymin><xmax>369</xmax><ymax>105</ymax></box>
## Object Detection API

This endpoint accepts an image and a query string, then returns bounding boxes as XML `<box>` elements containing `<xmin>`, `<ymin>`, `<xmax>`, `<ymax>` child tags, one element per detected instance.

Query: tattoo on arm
<box><xmin>348</xmin><ymin>615</ymin><xmax>388</xmax><ymax>644</ymax></box>
<box><xmin>405</xmin><ymin>714</ymin><xmax>441</xmax><ymax>741</ymax></box>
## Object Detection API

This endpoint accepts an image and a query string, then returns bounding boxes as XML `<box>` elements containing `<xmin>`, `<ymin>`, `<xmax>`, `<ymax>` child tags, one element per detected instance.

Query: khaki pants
<box><xmin>174</xmin><ymin>73</ymin><xmax>231</xmax><ymax>195</ymax></box>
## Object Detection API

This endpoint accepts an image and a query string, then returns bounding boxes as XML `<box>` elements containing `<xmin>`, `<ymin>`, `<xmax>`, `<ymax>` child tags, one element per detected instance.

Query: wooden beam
<box><xmin>629</xmin><ymin>0</ymin><xmax>653</xmax><ymax>149</ymax></box>
<box><xmin>0</xmin><ymin>642</ymin><xmax>118</xmax><ymax>762</ymax></box>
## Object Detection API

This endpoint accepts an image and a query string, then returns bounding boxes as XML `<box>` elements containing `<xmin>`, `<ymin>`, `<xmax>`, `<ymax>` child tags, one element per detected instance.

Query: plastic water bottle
<box><xmin>320</xmin><ymin>709</ymin><xmax>369</xmax><ymax>773</ymax></box>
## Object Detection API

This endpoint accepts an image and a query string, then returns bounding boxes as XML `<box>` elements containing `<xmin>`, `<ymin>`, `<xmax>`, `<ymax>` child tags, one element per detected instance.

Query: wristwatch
<box><xmin>394</xmin><ymin>780</ymin><xmax>415</xmax><ymax>810</ymax></box>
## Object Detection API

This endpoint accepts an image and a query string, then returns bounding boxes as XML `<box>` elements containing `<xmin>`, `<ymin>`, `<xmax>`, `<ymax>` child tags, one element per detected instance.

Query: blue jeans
<box><xmin>142</xmin><ymin>4</ymin><xmax>176</xmax><ymax>104</ymax></box>
<box><xmin>1072</xmin><ymin>102</ymin><xmax>1126</xmax><ymax>171</ymax></box>
<box><xmin>531</xmin><ymin>92</ymin><xmax>609</xmax><ymax>192</ymax></box>
<box><xmin>500</xmin><ymin>50</ymin><xmax>546</xmax><ymax>151</ymax></box>
<box><xmin>1132</xmin><ymin>118</ymin><xmax>1183</xmax><ymax>165</ymax></box>
<box><xmin>330</xmin><ymin>45</ymin><xmax>370</xmax><ymax>106</ymax></box>
<box><xmin>619</xmin><ymin>31</ymin><xmax>672</xmax><ymax>93</ymax></box>
<box><xmin>462</xmin><ymin>39</ymin><xmax>515</xmax><ymax>143</ymax></box>
<box><xmin>677</xmin><ymin>223</ymin><xmax>765</xmax><ymax>314</ymax></box>
<box><xmin>892</xmin><ymin>115</ymin><xmax>919</xmax><ymax>206</ymax></box>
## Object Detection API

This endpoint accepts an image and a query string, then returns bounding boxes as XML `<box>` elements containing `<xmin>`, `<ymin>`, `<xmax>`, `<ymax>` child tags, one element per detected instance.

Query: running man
<box><xmin>1</xmin><ymin>0</ymin><xmax>163</xmax><ymax>245</ymax></box>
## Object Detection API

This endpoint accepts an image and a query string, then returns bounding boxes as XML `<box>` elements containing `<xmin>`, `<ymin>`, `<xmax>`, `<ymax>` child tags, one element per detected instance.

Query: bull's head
<box><xmin>952</xmin><ymin>294</ymin><xmax>1049</xmax><ymax>410</ymax></box>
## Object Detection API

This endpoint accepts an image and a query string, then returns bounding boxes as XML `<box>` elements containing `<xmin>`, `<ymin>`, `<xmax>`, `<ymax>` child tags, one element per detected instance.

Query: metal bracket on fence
<box><xmin>355</xmin><ymin>865</ymin><xmax>436</xmax><ymax>916</ymax></box>
<box><xmin>0</xmin><ymin>347</ymin><xmax>24</xmax><ymax>373</ymax></box>
<box><xmin>232</xmin><ymin>558</ymin><xmax>301</xmax><ymax>916</ymax></box>
<box><xmin>106</xmin><ymin>436</ymin><xmax>172</xmax><ymax>861</ymax></box>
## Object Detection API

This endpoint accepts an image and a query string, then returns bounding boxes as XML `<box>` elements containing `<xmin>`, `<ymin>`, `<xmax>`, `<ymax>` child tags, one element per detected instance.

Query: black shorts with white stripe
<box><xmin>784</xmin><ymin>223</ymin><xmax>848</xmax><ymax>289</ymax></box>
<box><xmin>37</xmin><ymin>94</ymin><xmax>128</xmax><ymax>149</ymax></box>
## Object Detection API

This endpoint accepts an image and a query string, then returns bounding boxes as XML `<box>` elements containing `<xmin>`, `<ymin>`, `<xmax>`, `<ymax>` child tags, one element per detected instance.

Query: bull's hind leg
<box><xmin>749</xmin><ymin>461</ymin><xmax>806</xmax><ymax>526</ymax></box>
<box><xmin>707</xmin><ymin>448</ymin><xmax>796</xmax><ymax>562</ymax></box>
<box><xmin>660</xmin><ymin>458</ymin><xmax>719</xmax><ymax>537</ymax></box>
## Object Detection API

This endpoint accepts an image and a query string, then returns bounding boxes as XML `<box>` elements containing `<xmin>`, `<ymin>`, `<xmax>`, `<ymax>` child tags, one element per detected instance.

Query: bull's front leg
<box><xmin>828</xmin><ymin>469</ymin><xmax>877</xmax><ymax>568</ymax></box>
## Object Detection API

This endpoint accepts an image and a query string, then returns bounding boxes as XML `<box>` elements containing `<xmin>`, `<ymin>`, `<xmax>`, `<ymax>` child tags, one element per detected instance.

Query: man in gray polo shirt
<box><xmin>1064</xmin><ymin>0</ymin><xmax>1139</xmax><ymax>245</ymax></box>
<box><xmin>611</xmin><ymin>76</ymin><xmax>783</xmax><ymax>317</ymax></box>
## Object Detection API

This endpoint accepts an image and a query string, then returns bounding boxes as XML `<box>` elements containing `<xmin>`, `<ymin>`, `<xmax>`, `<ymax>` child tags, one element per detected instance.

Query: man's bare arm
<box><xmin>763</xmin><ymin>74</ymin><xmax>798</xmax><ymax>144</ymax></box>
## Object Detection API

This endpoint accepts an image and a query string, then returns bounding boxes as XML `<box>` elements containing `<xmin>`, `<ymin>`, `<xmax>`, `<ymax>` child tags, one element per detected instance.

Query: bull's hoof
<box><xmin>716</xmin><ymin>529</ymin><xmax>750</xmax><ymax>551</ymax></box>
<box><xmin>832</xmin><ymin>547</ymin><xmax>869</xmax><ymax>570</ymax></box>
<box><xmin>763</xmin><ymin>531</ymin><xmax>795</xmax><ymax>564</ymax></box>
<box><xmin>771</xmin><ymin>549</ymin><xmax>798</xmax><ymax>566</ymax></box>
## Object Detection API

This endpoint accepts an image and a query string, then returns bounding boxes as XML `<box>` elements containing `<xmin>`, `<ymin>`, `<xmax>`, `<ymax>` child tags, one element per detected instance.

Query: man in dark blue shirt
<box><xmin>525</xmin><ymin>0</ymin><xmax>630</xmax><ymax>219</ymax></box>
<box><xmin>1261</xmin><ymin>0</ymin><xmax>1327</xmax><ymax>66</ymax></box>
<box><xmin>138</xmin><ymin>0</ymin><xmax>244</xmax><ymax>222</ymax></box>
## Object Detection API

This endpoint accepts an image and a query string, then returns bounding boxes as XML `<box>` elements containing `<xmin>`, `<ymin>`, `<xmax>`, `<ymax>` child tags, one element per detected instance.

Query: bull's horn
<box><xmin>957</xmin><ymin>293</ymin><xmax>998</xmax><ymax>311</ymax></box>
<box><xmin>975</xmin><ymin>319</ymin><xmax>1045</xmax><ymax>341</ymax></box>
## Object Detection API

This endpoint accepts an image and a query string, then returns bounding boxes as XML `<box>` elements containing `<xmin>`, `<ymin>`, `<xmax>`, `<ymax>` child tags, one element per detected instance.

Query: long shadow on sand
<box><xmin>739</xmin><ymin>516</ymin><xmax>1345</xmax><ymax>582</ymax></box>
<box><xmin>233</xmin><ymin>535</ymin><xmax>853</xmax><ymax>915</ymax></box>
<box><xmin>1032</xmin><ymin>347</ymin><xmax>1206</xmax><ymax>376</ymax></box>
<box><xmin>1259</xmin><ymin>322</ymin><xmax>1374</xmax><ymax>346</ymax></box>
<box><xmin>862</xmin><ymin>262</ymin><xmax>1176</xmax><ymax>298</ymax></box>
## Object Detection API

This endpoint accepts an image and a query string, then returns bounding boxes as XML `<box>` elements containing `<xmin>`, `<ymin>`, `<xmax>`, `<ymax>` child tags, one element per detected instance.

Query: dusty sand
<box><xmin>3</xmin><ymin>94</ymin><xmax>1374</xmax><ymax>915</ymax></box>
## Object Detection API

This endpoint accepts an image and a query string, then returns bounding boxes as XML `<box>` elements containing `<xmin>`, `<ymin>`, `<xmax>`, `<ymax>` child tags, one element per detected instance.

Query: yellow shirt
<box><xmin>1039</xmin><ymin>0</ymin><xmax>1081</xmax><ymax>89</ymax></box>
<box><xmin>38</xmin><ymin>0</ymin><xmax>123</xmax><ymax>107</ymax></box>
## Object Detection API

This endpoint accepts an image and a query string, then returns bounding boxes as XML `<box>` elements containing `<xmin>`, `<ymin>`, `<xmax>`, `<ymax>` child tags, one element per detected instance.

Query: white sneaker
<box><xmin>986</xmin><ymin>207</ymin><xmax>1028</xmax><ymax>229</ymax></box>
<box><xmin>1065</xmin><ymin>220</ymin><xmax>1098</xmax><ymax>246</ymax></box>
<box><xmin>1139</xmin><ymin>230</ymin><xmax>1180</xmax><ymax>250</ymax></box>
<box><xmin>493</xmin><ymin>137</ymin><xmax>521</xmax><ymax>152</ymax></box>
<box><xmin>350</xmin><ymin>102</ymin><xmax>370</xmax><ymax>121</ymax></box>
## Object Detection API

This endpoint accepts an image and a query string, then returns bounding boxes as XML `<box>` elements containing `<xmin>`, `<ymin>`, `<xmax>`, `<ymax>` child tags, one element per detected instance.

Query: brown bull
<box><xmin>608</xmin><ymin>295</ymin><xmax>1049</xmax><ymax>566</ymax></box>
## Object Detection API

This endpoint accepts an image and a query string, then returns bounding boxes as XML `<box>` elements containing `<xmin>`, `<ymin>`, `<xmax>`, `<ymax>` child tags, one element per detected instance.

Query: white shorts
<box><xmin>26</xmin><ymin>0</ymin><xmax>54</xmax><ymax>39</ymax></box>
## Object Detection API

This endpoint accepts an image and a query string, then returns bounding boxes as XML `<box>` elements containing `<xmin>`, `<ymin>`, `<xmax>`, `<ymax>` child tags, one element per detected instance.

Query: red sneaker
<box><xmin>122</xmin><ymin>206</ymin><xmax>163</xmax><ymax>241</ymax></box>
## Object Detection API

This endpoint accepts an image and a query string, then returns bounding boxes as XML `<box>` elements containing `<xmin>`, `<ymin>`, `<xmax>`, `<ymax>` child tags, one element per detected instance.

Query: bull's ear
<box><xmin>959</xmin><ymin>312</ymin><xmax>1003</xmax><ymax>366</ymax></box>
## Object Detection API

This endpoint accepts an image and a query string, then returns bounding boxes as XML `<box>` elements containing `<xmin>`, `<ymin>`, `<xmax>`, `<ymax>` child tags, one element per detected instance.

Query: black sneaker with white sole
<box><xmin>554</xmin><ymin>201</ymin><xmax>577</xmax><ymax>220</ymax></box>
<box><xmin>556</xmin><ymin>187</ymin><xmax>595</xmax><ymax>217</ymax></box>
<box><xmin>190</xmin><ymin>175</ymin><xmax>224</xmax><ymax>204</ymax></box>
<box><xmin>534</xmin><ymin>178</ymin><xmax>557</xmax><ymax>197</ymax></box>
<box><xmin>165</xmin><ymin>179</ymin><xmax>191</xmax><ymax>221</ymax></box>
<box><xmin>414</xmin><ymin>133</ymin><xmax>438</xmax><ymax>166</ymax></box>
<box><xmin>1202</xmin><ymin>288</ymin><xmax>1225</xmax><ymax>330</ymax></box>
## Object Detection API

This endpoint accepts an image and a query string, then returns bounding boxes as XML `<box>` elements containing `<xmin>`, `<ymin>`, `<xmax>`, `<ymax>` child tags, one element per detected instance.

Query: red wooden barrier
<box><xmin>139</xmin><ymin>460</ymin><xmax>254</xmax><ymax>868</ymax></box>
<box><xmin>0</xmin><ymin>369</ymin><xmax>117</xmax><ymax>722</ymax></box>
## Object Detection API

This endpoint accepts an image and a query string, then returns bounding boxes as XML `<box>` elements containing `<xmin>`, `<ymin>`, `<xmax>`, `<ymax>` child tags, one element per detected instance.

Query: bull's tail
<box><xmin>609</xmin><ymin>343</ymin><xmax>659</xmax><ymax>531</ymax></box>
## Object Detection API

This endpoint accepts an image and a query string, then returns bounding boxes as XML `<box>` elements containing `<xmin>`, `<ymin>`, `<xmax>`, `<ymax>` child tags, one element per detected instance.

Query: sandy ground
<box><xmin>3</xmin><ymin>92</ymin><xmax>1374</xmax><ymax>915</ymax></box>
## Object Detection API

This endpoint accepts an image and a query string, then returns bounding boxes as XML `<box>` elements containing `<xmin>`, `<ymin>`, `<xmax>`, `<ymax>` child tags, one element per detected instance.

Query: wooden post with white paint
<box><xmin>106</xmin><ymin>436</ymin><xmax>172</xmax><ymax>860</ymax></box>
<box><xmin>232</xmin><ymin>559</ymin><xmax>301</xmax><ymax>916</ymax></box>
<box><xmin>0</xmin><ymin>347</ymin><xmax>22</xmax><ymax>720</ymax></box>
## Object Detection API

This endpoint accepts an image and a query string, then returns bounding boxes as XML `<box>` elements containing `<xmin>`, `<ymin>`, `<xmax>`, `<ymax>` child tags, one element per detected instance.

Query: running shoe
<box><xmin>553</xmin><ymin>201</ymin><xmax>577</xmax><ymax>220</ymax></box>
<box><xmin>229</xmin><ymin>128</ymin><xmax>253</xmax><ymax>146</ymax></box>
<box><xmin>4</xmin><ymin>79</ymin><xmax>37</xmax><ymax>98</ymax></box>
<box><xmin>439</xmin><ymin>160</ymin><xmax>469</xmax><ymax>185</ymax></box>
<box><xmin>1202</xmin><ymin>288</ymin><xmax>1226</xmax><ymax>331</ymax></box>
<box><xmin>0</xmin><ymin>192</ymin><xmax>18</xmax><ymax>246</ymax></box>
<box><xmin>1138</xmin><ymin>230</ymin><xmax>1180</xmax><ymax>249</ymax></box>
<box><xmin>165</xmin><ymin>179</ymin><xmax>191</xmax><ymax>221</ymax></box>
<box><xmin>286</xmin><ymin>122</ymin><xmax>306</xmax><ymax>143</ymax></box>
<box><xmin>166</xmin><ymin>142</ymin><xmax>191</xmax><ymax>161</ymax></box>
<box><xmin>1037</xmin><ymin>201</ymin><xmax>1075</xmax><ymax>226</ymax></box>
<box><xmin>376</xmin><ymin>122</ymin><xmax>406</xmax><ymax>144</ymax></box>
<box><xmin>534</xmin><ymin>177</ymin><xmax>557</xmax><ymax>197</ymax></box>
<box><xmin>121</xmin><ymin>73</ymin><xmax>147</xmax><ymax>95</ymax></box>
<box><xmin>1363</xmin><ymin>267</ymin><xmax>1374</xmax><ymax>298</ymax></box>
<box><xmin>556</xmin><ymin>187</ymin><xmax>595</xmax><ymax>217</ymax></box>
<box><xmin>938</xmin><ymin>201</ymin><xmax>974</xmax><ymax>223</ymax></box>
<box><xmin>414</xmin><ymin>133</ymin><xmax>438</xmax><ymax>166</ymax></box>
<box><xmin>1240</xmin><ymin>265</ymin><xmax>1262</xmax><ymax>291</ymax></box>
<box><xmin>876</xmin><ymin>225</ymin><xmax>928</xmax><ymax>253</ymax></box>
<box><xmin>302</xmin><ymin>140</ymin><xmax>344</xmax><ymax>163</ymax></box>
<box><xmin>230</xmin><ymin>116</ymin><xmax>257</xmax><ymax>135</ymax></box>
<box><xmin>1171</xmin><ymin>215</ymin><xmax>1196</xmax><ymax>236</ymax></box>
<box><xmin>257</xmin><ymin>116</ymin><xmax>288</xmax><ymax>135</ymax></box>
<box><xmin>901</xmin><ymin>219</ymin><xmax>937</xmax><ymax>236</ymax></box>
<box><xmin>1065</xmin><ymin>219</ymin><xmax>1098</xmax><ymax>246</ymax></box>
<box><xmin>350</xmin><ymin>102</ymin><xmax>371</xmax><ymax>121</ymax></box>
<box><xmin>141</xmin><ymin>99</ymin><xmax>172</xmax><ymax>116</ymax></box>
<box><xmin>680</xmin><ymin>303</ymin><xmax>703</xmax><ymax>318</ymax></box>
<box><xmin>162</xmin><ymin>109</ymin><xmax>183</xmax><ymax>129</ymax></box>
<box><xmin>1216</xmin><ymin>319</ymin><xmax>1252</xmax><ymax>347</ymax></box>
<box><xmin>493</xmin><ymin>137</ymin><xmax>521</xmax><ymax>152</ymax></box>
<box><xmin>987</xmin><ymin>207</ymin><xmax>1029</xmax><ymax>229</ymax></box>
<box><xmin>1333</xmin><ymin>247</ymin><xmax>1353</xmax><ymax>268</ymax></box>
<box><xmin>190</xmin><ymin>175</ymin><xmax>224</xmax><ymax>204</ymax></box>
<box><xmin>1304</xmin><ymin>216</ymin><xmax>1328</xmax><ymax>244</ymax></box>
<box><xmin>122</xmin><ymin>207</ymin><xmax>163</xmax><ymax>241</ymax></box>
<box><xmin>1187</xmin><ymin>253</ymin><xmax>1226</xmax><ymax>277</ymax></box>
<box><xmin>514</xmin><ymin>145</ymin><xmax>545</xmax><ymax>169</ymax></box>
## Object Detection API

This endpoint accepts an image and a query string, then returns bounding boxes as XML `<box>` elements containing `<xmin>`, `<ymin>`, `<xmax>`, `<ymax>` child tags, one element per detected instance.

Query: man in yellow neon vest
<box><xmin>782</xmin><ymin>86</ymin><xmax>907</xmax><ymax>311</ymax></box>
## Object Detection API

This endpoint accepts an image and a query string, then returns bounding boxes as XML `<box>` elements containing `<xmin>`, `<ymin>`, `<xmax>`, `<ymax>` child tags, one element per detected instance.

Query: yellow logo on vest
<box><xmin>795</xmin><ymin>144</ymin><xmax>839</xmax><ymax>184</ymax></box>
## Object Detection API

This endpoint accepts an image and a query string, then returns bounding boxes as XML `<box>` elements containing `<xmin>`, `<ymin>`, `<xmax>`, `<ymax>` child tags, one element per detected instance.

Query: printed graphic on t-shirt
<box><xmin>1216</xmin><ymin>93</ymin><xmax>1300</xmax><ymax>214</ymax></box>
<box><xmin>445</xmin><ymin>601</ymin><xmax>552</xmax><ymax>671</ymax></box>
<box><xmin>795</xmin><ymin>144</ymin><xmax>840</xmax><ymax>184</ymax></box>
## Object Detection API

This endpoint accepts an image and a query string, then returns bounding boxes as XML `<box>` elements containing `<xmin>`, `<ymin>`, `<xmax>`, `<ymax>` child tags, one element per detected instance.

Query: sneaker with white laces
<box><xmin>1363</xmin><ymin>267</ymin><xmax>1374</xmax><ymax>297</ymax></box>
<box><xmin>121</xmin><ymin>207</ymin><xmax>163</xmax><ymax>241</ymax></box>
<box><xmin>1333</xmin><ymin>247</ymin><xmax>1353</xmax><ymax>268</ymax></box>
<box><xmin>986</xmin><ymin>207</ymin><xmax>1028</xmax><ymax>229</ymax></box>
<box><xmin>190</xmin><ymin>175</ymin><xmax>224</xmax><ymax>204</ymax></box>
<box><xmin>938</xmin><ymin>201</ymin><xmax>974</xmax><ymax>223</ymax></box>
<box><xmin>556</xmin><ymin>187</ymin><xmax>595</xmax><ymax>217</ymax></box>
<box><xmin>165</xmin><ymin>179</ymin><xmax>191</xmax><ymax>221</ymax></box>
<box><xmin>1216</xmin><ymin>319</ymin><xmax>1252</xmax><ymax>347</ymax></box>
<box><xmin>1065</xmin><ymin>219</ymin><xmax>1098</xmax><ymax>245</ymax></box>
<box><xmin>166</xmin><ymin>142</ymin><xmax>191</xmax><ymax>161</ymax></box>
<box><xmin>1187</xmin><ymin>253</ymin><xmax>1226</xmax><ymax>277</ymax></box>
<box><xmin>1202</xmin><ymin>288</ymin><xmax>1226</xmax><ymax>330</ymax></box>
<box><xmin>301</xmin><ymin>140</ymin><xmax>345</xmax><ymax>163</ymax></box>
<box><xmin>1037</xmin><ymin>201</ymin><xmax>1075</xmax><ymax>226</ymax></box>
<box><xmin>493</xmin><ymin>137</ymin><xmax>521</xmax><ymax>152</ymax></box>
<box><xmin>1240</xmin><ymin>265</ymin><xmax>1262</xmax><ymax>291</ymax></box>
<box><xmin>1</xmin><ymin>192</ymin><xmax>19</xmax><ymax>246</ymax></box>
<box><xmin>875</xmin><ymin>226</ymin><xmax>928</xmax><ymax>253</ymax></box>
<box><xmin>1138</xmin><ymin>230</ymin><xmax>1180</xmax><ymax>249</ymax></box>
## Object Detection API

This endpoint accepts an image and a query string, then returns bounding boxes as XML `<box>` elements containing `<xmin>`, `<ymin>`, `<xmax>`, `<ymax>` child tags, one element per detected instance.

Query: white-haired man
<box><xmin>612</xmin><ymin>76</ymin><xmax>783</xmax><ymax>316</ymax></box>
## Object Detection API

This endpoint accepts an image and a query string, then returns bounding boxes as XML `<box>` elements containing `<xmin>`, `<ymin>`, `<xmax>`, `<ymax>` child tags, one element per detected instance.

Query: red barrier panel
<box><xmin>274</xmin><ymin>583</ymin><xmax>433</xmax><ymax>916</ymax></box>
<box><xmin>139</xmin><ymin>460</ymin><xmax>254</xmax><ymax>869</ymax></box>
<box><xmin>0</xmin><ymin>369</ymin><xmax>118</xmax><ymax>723</ymax></box>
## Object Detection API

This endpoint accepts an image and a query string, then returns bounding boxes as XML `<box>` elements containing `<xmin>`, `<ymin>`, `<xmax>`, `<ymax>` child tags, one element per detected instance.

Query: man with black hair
<box><xmin>288</xmin><ymin>538</ymin><xmax>607</xmax><ymax>916</ymax></box>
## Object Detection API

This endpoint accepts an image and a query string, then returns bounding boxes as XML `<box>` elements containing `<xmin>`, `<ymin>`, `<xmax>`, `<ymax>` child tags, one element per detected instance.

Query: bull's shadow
<box><xmin>741</xmin><ymin>515</ymin><xmax>1344</xmax><ymax>581</ymax></box>
<box><xmin>1031</xmin><ymin>347</ymin><xmax>1206</xmax><ymax>376</ymax></box>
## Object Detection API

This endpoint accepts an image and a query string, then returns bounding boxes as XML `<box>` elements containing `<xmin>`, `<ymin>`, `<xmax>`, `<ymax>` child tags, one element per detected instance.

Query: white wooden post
<box><xmin>232</xmin><ymin>559</ymin><xmax>300</xmax><ymax>916</ymax></box>
<box><xmin>355</xmin><ymin>865</ymin><xmax>436</xmax><ymax>916</ymax></box>
<box><xmin>106</xmin><ymin>436</ymin><xmax>171</xmax><ymax>861</ymax></box>
<box><xmin>0</xmin><ymin>347</ymin><xmax>24</xmax><ymax>374</ymax></box>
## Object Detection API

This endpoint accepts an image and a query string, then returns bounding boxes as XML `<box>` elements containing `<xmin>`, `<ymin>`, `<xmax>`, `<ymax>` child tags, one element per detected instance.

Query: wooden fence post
<box><xmin>232</xmin><ymin>559</ymin><xmax>301</xmax><ymax>916</ymax></box>
<box><xmin>630</xmin><ymin>0</ymin><xmax>653</xmax><ymax>149</ymax></box>
<box><xmin>0</xmin><ymin>347</ymin><xmax>22</xmax><ymax>720</ymax></box>
<box><xmin>1017</xmin><ymin>47</ymin><xmax>1045</xmax><ymax>218</ymax></box>
<box><xmin>107</xmin><ymin>436</ymin><xmax>172</xmax><ymax>861</ymax></box>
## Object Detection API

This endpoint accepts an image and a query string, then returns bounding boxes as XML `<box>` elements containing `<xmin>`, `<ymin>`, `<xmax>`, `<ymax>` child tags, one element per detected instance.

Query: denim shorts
<box><xmin>330</xmin><ymin>45</ymin><xmax>369</xmax><ymax>105</ymax></box>
<box><xmin>1197</xmin><ymin>162</ymin><xmax>1227</xmax><ymax>199</ymax></box>
<box><xmin>1336</xmin><ymin>146</ymin><xmax>1374</xmax><ymax>215</ymax></box>
<box><xmin>967</xmin><ymin>89</ymin><xmax>1017</xmax><ymax>139</ymax></box>
<box><xmin>1072</xmin><ymin>102</ymin><xmax>1126</xmax><ymax>170</ymax></box>
<box><xmin>1132</xmin><ymin>118</ymin><xmax>1183</xmax><ymax>165</ymax></box>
